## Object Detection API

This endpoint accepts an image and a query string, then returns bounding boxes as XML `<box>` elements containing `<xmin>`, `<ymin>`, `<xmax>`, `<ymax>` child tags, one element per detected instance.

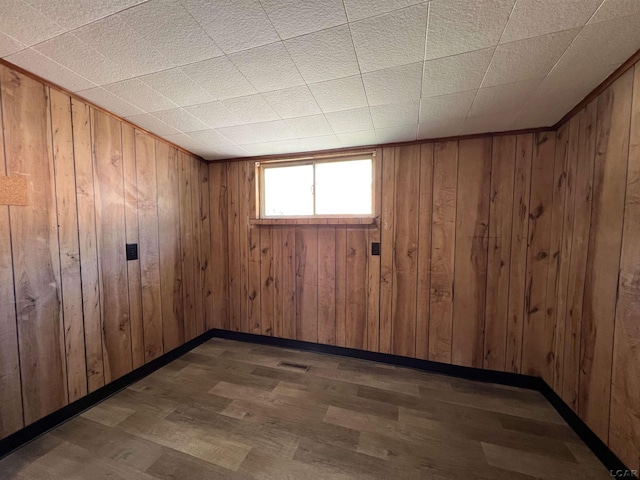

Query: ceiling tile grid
<box><xmin>1</xmin><ymin>0</ymin><xmax>639</xmax><ymax>160</ymax></box>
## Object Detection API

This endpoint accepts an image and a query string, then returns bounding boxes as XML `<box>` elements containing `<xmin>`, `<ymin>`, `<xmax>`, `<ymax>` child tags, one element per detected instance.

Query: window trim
<box><xmin>255</xmin><ymin>151</ymin><xmax>377</xmax><ymax>221</ymax></box>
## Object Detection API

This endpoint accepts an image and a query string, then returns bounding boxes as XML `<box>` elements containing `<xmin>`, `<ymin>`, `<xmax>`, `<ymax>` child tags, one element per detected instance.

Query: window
<box><xmin>257</xmin><ymin>155</ymin><xmax>374</xmax><ymax>219</ymax></box>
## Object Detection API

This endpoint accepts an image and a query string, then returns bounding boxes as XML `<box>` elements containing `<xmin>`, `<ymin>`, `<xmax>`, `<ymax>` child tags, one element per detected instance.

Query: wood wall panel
<box><xmin>296</xmin><ymin>227</ymin><xmax>318</xmax><ymax>343</ymax></box>
<box><xmin>318</xmin><ymin>227</ymin><xmax>336</xmax><ymax>345</ymax></box>
<box><xmin>345</xmin><ymin>227</ymin><xmax>367</xmax><ymax>350</ymax></box>
<box><xmin>200</xmin><ymin>162</ymin><xmax>213</xmax><ymax>331</ymax></box>
<box><xmin>209</xmin><ymin>162</ymin><xmax>229</xmax><ymax>330</ymax></box>
<box><xmin>0</xmin><ymin>62</ymin><xmax>206</xmax><ymax>440</ymax></box>
<box><xmin>415</xmin><ymin>144</ymin><xmax>432</xmax><ymax>360</ymax></box>
<box><xmin>179</xmin><ymin>152</ymin><xmax>197</xmax><ymax>340</ymax></box>
<box><xmin>379</xmin><ymin>147</ymin><xmax>395</xmax><ymax>354</ymax></box>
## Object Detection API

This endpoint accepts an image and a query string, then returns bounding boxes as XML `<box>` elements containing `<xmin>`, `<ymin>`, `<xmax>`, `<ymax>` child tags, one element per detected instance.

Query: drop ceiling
<box><xmin>1</xmin><ymin>0</ymin><xmax>639</xmax><ymax>161</ymax></box>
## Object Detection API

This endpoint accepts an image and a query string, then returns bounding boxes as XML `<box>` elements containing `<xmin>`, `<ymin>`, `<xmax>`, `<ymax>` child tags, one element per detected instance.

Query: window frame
<box><xmin>255</xmin><ymin>152</ymin><xmax>377</xmax><ymax>222</ymax></box>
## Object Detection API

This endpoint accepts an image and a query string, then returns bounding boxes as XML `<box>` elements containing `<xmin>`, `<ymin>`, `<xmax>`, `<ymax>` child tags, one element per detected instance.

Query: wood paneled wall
<box><xmin>209</xmin><ymin>61</ymin><xmax>640</xmax><ymax>471</ymax></box>
<box><xmin>0</xmin><ymin>65</ymin><xmax>211</xmax><ymax>439</ymax></box>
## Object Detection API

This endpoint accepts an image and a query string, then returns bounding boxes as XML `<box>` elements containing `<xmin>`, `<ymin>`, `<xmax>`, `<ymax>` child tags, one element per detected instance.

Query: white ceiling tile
<box><xmin>161</xmin><ymin>132</ymin><xmax>207</xmax><ymax>153</ymax></box>
<box><xmin>325</xmin><ymin>107</ymin><xmax>374</xmax><ymax>133</ymax></box>
<box><xmin>74</xmin><ymin>14</ymin><xmax>173</xmax><ymax>77</ymax></box>
<box><xmin>338</xmin><ymin>130</ymin><xmax>378</xmax><ymax>147</ymax></box>
<box><xmin>263</xmin><ymin>86</ymin><xmax>322</xmax><ymax>118</ymax></box>
<box><xmin>343</xmin><ymin>0</ymin><xmax>427</xmax><ymax>22</ymax></box>
<box><xmin>483</xmin><ymin>29</ymin><xmax>578</xmax><ymax>88</ymax></box>
<box><xmin>469</xmin><ymin>78</ymin><xmax>543</xmax><ymax>117</ymax></box>
<box><xmin>426</xmin><ymin>0</ymin><xmax>514</xmax><ymax>60</ymax></box>
<box><xmin>77</xmin><ymin>87</ymin><xmax>144</xmax><ymax>118</ymax></box>
<box><xmin>590</xmin><ymin>0</ymin><xmax>640</xmax><ymax>24</ymax></box>
<box><xmin>351</xmin><ymin>3</ymin><xmax>428</xmax><ymax>72</ymax></box>
<box><xmin>216</xmin><ymin>125</ymin><xmax>265</xmax><ymax>144</ymax></box>
<box><xmin>417</xmin><ymin>119</ymin><xmax>463</xmax><ymax>140</ymax></box>
<box><xmin>422</xmin><ymin>47</ymin><xmax>493</xmax><ymax>97</ymax></box>
<box><xmin>246</xmin><ymin>120</ymin><xmax>297</xmax><ymax>141</ymax></box>
<box><xmin>127</xmin><ymin>113</ymin><xmax>181</xmax><ymax>136</ymax></box>
<box><xmin>295</xmin><ymin>135</ymin><xmax>342</xmax><ymax>151</ymax></box>
<box><xmin>419</xmin><ymin>90</ymin><xmax>476</xmax><ymax>122</ymax></box>
<box><xmin>187</xmin><ymin>129</ymin><xmax>236</xmax><ymax>148</ymax></box>
<box><xmin>460</xmin><ymin>110</ymin><xmax>518</xmax><ymax>135</ymax></box>
<box><xmin>0</xmin><ymin>32</ymin><xmax>25</xmax><ymax>57</ymax></box>
<box><xmin>375</xmin><ymin>125</ymin><xmax>417</xmax><ymax>143</ymax></box>
<box><xmin>0</xmin><ymin>0</ymin><xmax>64</xmax><ymax>45</ymax></box>
<box><xmin>229</xmin><ymin>42</ymin><xmax>304</xmax><ymax>92</ymax></box>
<box><xmin>222</xmin><ymin>94</ymin><xmax>280</xmax><ymax>123</ymax></box>
<box><xmin>285</xmin><ymin>115</ymin><xmax>334</xmax><ymax>137</ymax></box>
<box><xmin>285</xmin><ymin>25</ymin><xmax>360</xmax><ymax>83</ymax></box>
<box><xmin>242</xmin><ymin>142</ymin><xmax>280</xmax><ymax>156</ymax></box>
<box><xmin>120</xmin><ymin>0</ymin><xmax>222</xmax><ymax>66</ymax></box>
<box><xmin>261</xmin><ymin>0</ymin><xmax>347</xmax><ymax>39</ymax></box>
<box><xmin>24</xmin><ymin>0</ymin><xmax>145</xmax><ymax>30</ymax></box>
<box><xmin>104</xmin><ymin>78</ymin><xmax>177</xmax><ymax>112</ymax></box>
<box><xmin>180</xmin><ymin>56</ymin><xmax>257</xmax><ymax>100</ymax></box>
<box><xmin>181</xmin><ymin>0</ymin><xmax>279</xmax><ymax>54</ymax></box>
<box><xmin>370</xmin><ymin>102</ymin><xmax>419</xmax><ymax>129</ymax></box>
<box><xmin>34</xmin><ymin>33</ymin><xmax>133</xmax><ymax>85</ymax></box>
<box><xmin>362</xmin><ymin>62</ymin><xmax>422</xmax><ymax>106</ymax></box>
<box><xmin>139</xmin><ymin>68</ymin><xmax>214</xmax><ymax>107</ymax></box>
<box><xmin>309</xmin><ymin>75</ymin><xmax>368</xmax><ymax>113</ymax></box>
<box><xmin>5</xmin><ymin>49</ymin><xmax>96</xmax><ymax>92</ymax></box>
<box><xmin>501</xmin><ymin>0</ymin><xmax>602</xmax><ymax>43</ymax></box>
<box><xmin>184</xmin><ymin>101</ymin><xmax>244</xmax><ymax>128</ymax></box>
<box><xmin>208</xmin><ymin>145</ymin><xmax>251</xmax><ymax>160</ymax></box>
<box><xmin>153</xmin><ymin>108</ymin><xmax>210</xmax><ymax>132</ymax></box>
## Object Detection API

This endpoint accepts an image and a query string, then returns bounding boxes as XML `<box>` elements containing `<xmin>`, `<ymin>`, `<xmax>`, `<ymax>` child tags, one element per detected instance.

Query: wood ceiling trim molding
<box><xmin>554</xmin><ymin>47</ymin><xmax>640</xmax><ymax>129</ymax></box>
<box><xmin>0</xmin><ymin>59</ymin><xmax>206</xmax><ymax>163</ymax></box>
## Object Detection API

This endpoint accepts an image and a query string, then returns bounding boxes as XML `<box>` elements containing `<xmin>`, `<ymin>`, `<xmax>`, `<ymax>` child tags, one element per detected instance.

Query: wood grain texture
<box><xmin>415</xmin><ymin>144</ymin><xmax>432</xmax><ymax>360</ymax></box>
<box><xmin>179</xmin><ymin>152</ymin><xmax>196</xmax><ymax>340</ymax></box>
<box><xmin>260</xmin><ymin>226</ymin><xmax>275</xmax><ymax>336</ymax></box>
<box><xmin>378</xmin><ymin>148</ymin><xmax>395</xmax><ymax>354</ymax></box>
<box><xmin>121</xmin><ymin>123</ymin><xmax>144</xmax><ymax>369</ymax></box>
<box><xmin>521</xmin><ymin>132</ymin><xmax>556</xmax><ymax>378</ymax></box>
<box><xmin>71</xmin><ymin>99</ymin><xmax>105</xmax><ymax>393</ymax></box>
<box><xmin>391</xmin><ymin>145</ymin><xmax>420</xmax><ymax>358</ymax></box>
<box><xmin>227</xmin><ymin>161</ymin><xmax>241</xmax><ymax>332</ymax></box>
<box><xmin>1</xmin><ymin>69</ymin><xmax>68</xmax><ymax>423</ymax></box>
<box><xmin>199</xmin><ymin>162</ymin><xmax>213</xmax><ymax>331</ymax></box>
<box><xmin>156</xmin><ymin>141</ymin><xmax>184</xmax><ymax>352</ymax></box>
<box><xmin>579</xmin><ymin>70</ymin><xmax>632</xmax><ymax>440</ymax></box>
<box><xmin>191</xmin><ymin>156</ymin><xmax>204</xmax><ymax>337</ymax></box>
<box><xmin>91</xmin><ymin>108</ymin><xmax>132</xmax><ymax>383</ymax></box>
<box><xmin>345</xmin><ymin>227</ymin><xmax>367</xmax><ymax>350</ymax></box>
<box><xmin>296</xmin><ymin>227</ymin><xmax>318</xmax><ymax>343</ymax></box>
<box><xmin>366</xmin><ymin>150</ymin><xmax>383</xmax><ymax>353</ymax></box>
<box><xmin>429</xmin><ymin>141</ymin><xmax>458</xmax><ymax>363</ymax></box>
<box><xmin>484</xmin><ymin>135</ymin><xmax>516</xmax><ymax>371</ymax></box>
<box><xmin>50</xmin><ymin>88</ymin><xmax>87</xmax><ymax>402</ymax></box>
<box><xmin>246</xmin><ymin>165</ymin><xmax>261</xmax><ymax>335</ymax></box>
<box><xmin>209</xmin><ymin>162</ymin><xmax>229</xmax><ymax>330</ymax></box>
<box><xmin>335</xmin><ymin>227</ymin><xmax>347</xmax><ymax>348</ymax></box>
<box><xmin>317</xmin><ymin>227</ymin><xmax>336</xmax><ymax>345</ymax></box>
<box><xmin>135</xmin><ymin>131</ymin><xmax>163</xmax><ymax>362</ymax></box>
<box><xmin>609</xmin><ymin>64</ymin><xmax>640</xmax><ymax>473</ymax></box>
<box><xmin>0</xmin><ymin>75</ymin><xmax>23</xmax><ymax>438</ymax></box>
<box><xmin>452</xmin><ymin>138</ymin><xmax>491</xmax><ymax>368</ymax></box>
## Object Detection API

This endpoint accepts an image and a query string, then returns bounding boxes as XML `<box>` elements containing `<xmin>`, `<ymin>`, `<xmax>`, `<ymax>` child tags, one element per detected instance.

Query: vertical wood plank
<box><xmin>379</xmin><ymin>147</ymin><xmax>395</xmax><ymax>354</ymax></box>
<box><xmin>209</xmin><ymin>162</ymin><xmax>229</xmax><ymax>330</ymax></box>
<box><xmin>346</xmin><ymin>227</ymin><xmax>367</xmax><ymax>350</ymax></box>
<box><xmin>609</xmin><ymin>64</ymin><xmax>640</xmax><ymax>473</ymax></box>
<box><xmin>260</xmin><ymin>226</ymin><xmax>275</xmax><ymax>336</ymax></box>
<box><xmin>200</xmin><ymin>161</ymin><xmax>213</xmax><ymax>331</ymax></box>
<box><xmin>282</xmin><ymin>227</ymin><xmax>297</xmax><ymax>339</ymax></box>
<box><xmin>239</xmin><ymin>162</ymin><xmax>250</xmax><ymax>333</ymax></box>
<box><xmin>227</xmin><ymin>161</ymin><xmax>241</xmax><ymax>332</ymax></box>
<box><xmin>415</xmin><ymin>144</ymin><xmax>433</xmax><ymax>360</ymax></box>
<box><xmin>296</xmin><ymin>227</ymin><xmax>318</xmax><ymax>343</ymax></box>
<box><xmin>122</xmin><ymin>124</ymin><xmax>144</xmax><ymax>369</ymax></box>
<box><xmin>429</xmin><ymin>141</ymin><xmax>458</xmax><ymax>363</ymax></box>
<box><xmin>191</xmin><ymin>157</ymin><xmax>204</xmax><ymax>336</ymax></box>
<box><xmin>318</xmin><ymin>227</ymin><xmax>336</xmax><ymax>345</ymax></box>
<box><xmin>179</xmin><ymin>152</ymin><xmax>196</xmax><ymax>340</ymax></box>
<box><xmin>0</xmin><ymin>71</ymin><xmax>24</xmax><ymax>437</ymax></box>
<box><xmin>272</xmin><ymin>227</ymin><xmax>283</xmax><ymax>337</ymax></box>
<box><xmin>92</xmin><ymin>108</ymin><xmax>132</xmax><ymax>383</ymax></box>
<box><xmin>579</xmin><ymin>71</ymin><xmax>632</xmax><ymax>439</ymax></box>
<box><xmin>335</xmin><ymin>226</ymin><xmax>346</xmax><ymax>347</ymax></box>
<box><xmin>506</xmin><ymin>134</ymin><xmax>533</xmax><ymax>373</ymax></box>
<box><xmin>50</xmin><ymin>88</ymin><xmax>87</xmax><ymax>401</ymax></box>
<box><xmin>484</xmin><ymin>135</ymin><xmax>516</xmax><ymax>371</ymax></box>
<box><xmin>246</xmin><ymin>164</ymin><xmax>261</xmax><ymax>335</ymax></box>
<box><xmin>392</xmin><ymin>145</ymin><xmax>420</xmax><ymax>358</ymax></box>
<box><xmin>2</xmin><ymin>69</ymin><xmax>69</xmax><ymax>424</ymax></box>
<box><xmin>521</xmin><ymin>131</ymin><xmax>555</xmax><ymax>377</ymax></box>
<box><xmin>452</xmin><ymin>138</ymin><xmax>491</xmax><ymax>368</ymax></box>
<box><xmin>135</xmin><ymin>131</ymin><xmax>163</xmax><ymax>361</ymax></box>
<box><xmin>71</xmin><ymin>99</ymin><xmax>104</xmax><ymax>392</ymax></box>
<box><xmin>367</xmin><ymin>149</ymin><xmax>383</xmax><ymax>353</ymax></box>
<box><xmin>156</xmin><ymin>141</ymin><xmax>184</xmax><ymax>351</ymax></box>
<box><xmin>562</xmin><ymin>102</ymin><xmax>597</xmax><ymax>408</ymax></box>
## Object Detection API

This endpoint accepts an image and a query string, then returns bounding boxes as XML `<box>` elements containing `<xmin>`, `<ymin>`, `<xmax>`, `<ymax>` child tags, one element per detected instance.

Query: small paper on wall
<box><xmin>0</xmin><ymin>176</ymin><xmax>28</xmax><ymax>205</ymax></box>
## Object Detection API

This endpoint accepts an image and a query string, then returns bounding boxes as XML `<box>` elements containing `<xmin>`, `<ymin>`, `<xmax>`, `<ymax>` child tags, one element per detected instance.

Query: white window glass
<box><xmin>315</xmin><ymin>159</ymin><xmax>372</xmax><ymax>215</ymax></box>
<box><xmin>263</xmin><ymin>164</ymin><xmax>313</xmax><ymax>216</ymax></box>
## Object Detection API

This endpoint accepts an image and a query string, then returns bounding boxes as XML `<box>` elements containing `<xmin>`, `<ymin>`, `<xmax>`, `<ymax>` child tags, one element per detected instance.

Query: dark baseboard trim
<box><xmin>0</xmin><ymin>329</ymin><xmax>215</xmax><ymax>460</ymax></box>
<box><xmin>211</xmin><ymin>329</ymin><xmax>637</xmax><ymax>480</ymax></box>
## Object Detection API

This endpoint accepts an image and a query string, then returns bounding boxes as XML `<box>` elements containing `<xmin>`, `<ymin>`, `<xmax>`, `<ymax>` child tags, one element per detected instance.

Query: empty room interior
<box><xmin>1</xmin><ymin>0</ymin><xmax>639</xmax><ymax>478</ymax></box>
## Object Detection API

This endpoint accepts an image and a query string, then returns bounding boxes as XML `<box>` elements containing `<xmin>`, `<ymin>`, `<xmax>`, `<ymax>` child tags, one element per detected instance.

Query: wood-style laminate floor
<box><xmin>0</xmin><ymin>338</ymin><xmax>610</xmax><ymax>479</ymax></box>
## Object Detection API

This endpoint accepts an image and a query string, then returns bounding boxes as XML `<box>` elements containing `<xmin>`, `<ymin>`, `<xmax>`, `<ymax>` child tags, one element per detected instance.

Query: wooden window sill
<box><xmin>250</xmin><ymin>217</ymin><xmax>376</xmax><ymax>226</ymax></box>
